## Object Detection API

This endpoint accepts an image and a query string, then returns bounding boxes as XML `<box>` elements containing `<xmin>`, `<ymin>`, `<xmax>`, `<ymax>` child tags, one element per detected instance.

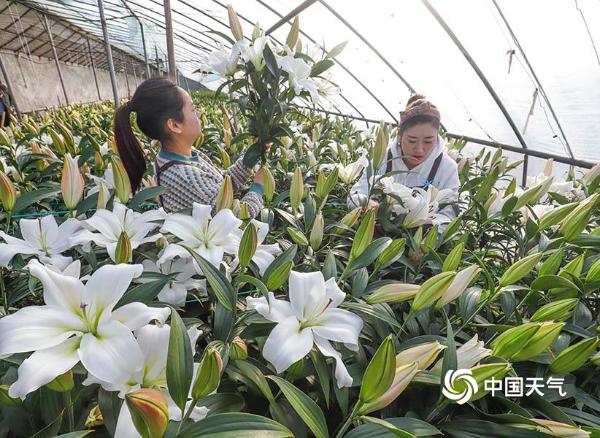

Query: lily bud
<box><xmin>227</xmin><ymin>4</ymin><xmax>244</xmax><ymax>41</ymax></box>
<box><xmin>309</xmin><ymin>212</ymin><xmax>324</xmax><ymax>250</ymax></box>
<box><xmin>125</xmin><ymin>388</ymin><xmax>169</xmax><ymax>438</ymax></box>
<box><xmin>442</xmin><ymin>242</ymin><xmax>465</xmax><ymax>272</ymax></box>
<box><xmin>239</xmin><ymin>223</ymin><xmax>258</xmax><ymax>270</ymax></box>
<box><xmin>559</xmin><ymin>193</ymin><xmax>599</xmax><ymax>241</ymax></box>
<box><xmin>582</xmin><ymin>163</ymin><xmax>600</xmax><ymax>185</ymax></box>
<box><xmin>372</xmin><ymin>122</ymin><xmax>388</xmax><ymax>170</ymax></box>
<box><xmin>498</xmin><ymin>252</ymin><xmax>544</xmax><ymax>288</ymax></box>
<box><xmin>0</xmin><ymin>170</ymin><xmax>17</xmax><ymax>212</ymax></box>
<box><xmin>469</xmin><ymin>363</ymin><xmax>512</xmax><ymax>401</ymax></box>
<box><xmin>0</xmin><ymin>128</ymin><xmax>11</xmax><ymax>147</ymax></box>
<box><xmin>286</xmin><ymin>16</ymin><xmax>300</xmax><ymax>49</ymax></box>
<box><xmin>437</xmin><ymin>265</ymin><xmax>481</xmax><ymax>307</ymax></box>
<box><xmin>538</xmin><ymin>202</ymin><xmax>577</xmax><ymax>231</ymax></box>
<box><xmin>111</xmin><ymin>156</ymin><xmax>132</xmax><ymax>204</ymax></box>
<box><xmin>287</xmin><ymin>226</ymin><xmax>309</xmax><ymax>246</ymax></box>
<box><xmin>230</xmin><ymin>336</ymin><xmax>248</xmax><ymax>360</ymax></box>
<box><xmin>340</xmin><ymin>207</ymin><xmax>362</xmax><ymax>228</ymax></box>
<box><xmin>238</xmin><ymin>202</ymin><xmax>250</xmax><ymax>220</ymax></box>
<box><xmin>290</xmin><ymin>167</ymin><xmax>304</xmax><ymax>211</ymax></box>
<box><xmin>514</xmin><ymin>177</ymin><xmax>553</xmax><ymax>209</ymax></box>
<box><xmin>97</xmin><ymin>181</ymin><xmax>109</xmax><ymax>209</ymax></box>
<box><xmin>532</xmin><ymin>419</ymin><xmax>590</xmax><ymax>438</ymax></box>
<box><xmin>216</xmin><ymin>175</ymin><xmax>234</xmax><ymax>211</ymax></box>
<box><xmin>61</xmin><ymin>153</ymin><xmax>84</xmax><ymax>211</ymax></box>
<box><xmin>411</xmin><ymin>271</ymin><xmax>456</xmax><ymax>312</ymax></box>
<box><xmin>115</xmin><ymin>231</ymin><xmax>132</xmax><ymax>264</ymax></box>
<box><xmin>491</xmin><ymin>323</ymin><xmax>541</xmax><ymax>360</ymax></box>
<box><xmin>396</xmin><ymin>341</ymin><xmax>446</xmax><ymax>370</ymax></box>
<box><xmin>262</xmin><ymin>167</ymin><xmax>275</xmax><ymax>202</ymax></box>
<box><xmin>550</xmin><ymin>336</ymin><xmax>599</xmax><ymax>374</ymax></box>
<box><xmin>358</xmin><ymin>362</ymin><xmax>420</xmax><ymax>414</ymax></box>
<box><xmin>374</xmin><ymin>238</ymin><xmax>406</xmax><ymax>270</ymax></box>
<box><xmin>192</xmin><ymin>348</ymin><xmax>224</xmax><ymax>399</ymax></box>
<box><xmin>350</xmin><ymin>209</ymin><xmax>376</xmax><ymax>260</ymax></box>
<box><xmin>531</xmin><ymin>298</ymin><xmax>578</xmax><ymax>322</ymax></box>
<box><xmin>366</xmin><ymin>282</ymin><xmax>419</xmax><ymax>304</ymax></box>
<box><xmin>512</xmin><ymin>322</ymin><xmax>564</xmax><ymax>361</ymax></box>
<box><xmin>359</xmin><ymin>335</ymin><xmax>395</xmax><ymax>404</ymax></box>
<box><xmin>95</xmin><ymin>150</ymin><xmax>104</xmax><ymax>168</ymax></box>
<box><xmin>48</xmin><ymin>128</ymin><xmax>66</xmax><ymax>155</ymax></box>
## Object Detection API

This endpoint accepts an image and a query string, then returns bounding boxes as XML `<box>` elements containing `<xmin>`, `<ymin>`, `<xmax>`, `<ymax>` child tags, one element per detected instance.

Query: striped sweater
<box><xmin>154</xmin><ymin>147</ymin><xmax>263</xmax><ymax>217</ymax></box>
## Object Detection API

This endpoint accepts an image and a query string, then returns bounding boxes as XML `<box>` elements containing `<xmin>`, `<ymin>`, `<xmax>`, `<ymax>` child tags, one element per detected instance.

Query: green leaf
<box><xmin>263</xmin><ymin>244</ymin><xmax>297</xmax><ymax>283</ymax></box>
<box><xmin>199</xmin><ymin>393</ymin><xmax>245</xmax><ymax>417</ymax></box>
<box><xmin>13</xmin><ymin>188</ymin><xmax>60</xmax><ymax>213</ymax></box>
<box><xmin>350</xmin><ymin>237</ymin><xmax>392</xmax><ymax>270</ymax></box>
<box><xmin>531</xmin><ymin>275</ymin><xmax>578</xmax><ymax>292</ymax></box>
<box><xmin>181</xmin><ymin>412</ymin><xmax>293</xmax><ymax>437</ymax></box>
<box><xmin>230</xmin><ymin>360</ymin><xmax>275</xmax><ymax>402</ymax></box>
<box><xmin>440</xmin><ymin>419</ymin><xmax>548</xmax><ymax>438</ymax></box>
<box><xmin>309</xmin><ymin>350</ymin><xmax>330</xmax><ymax>407</ymax></box>
<box><xmin>98</xmin><ymin>388</ymin><xmax>121</xmax><ymax>436</ymax></box>
<box><xmin>263</xmin><ymin>44</ymin><xmax>279</xmax><ymax>77</ymax></box>
<box><xmin>239</xmin><ymin>223</ymin><xmax>258</xmax><ymax>270</ymax></box>
<box><xmin>346</xmin><ymin>417</ymin><xmax>441</xmax><ymax>437</ymax></box>
<box><xmin>128</xmin><ymin>186</ymin><xmax>167</xmax><ymax>209</ymax></box>
<box><xmin>167</xmin><ymin>310</ymin><xmax>194</xmax><ymax>413</ymax></box>
<box><xmin>54</xmin><ymin>433</ymin><xmax>94</xmax><ymax>438</ymax></box>
<box><xmin>266</xmin><ymin>261</ymin><xmax>293</xmax><ymax>291</ymax></box>
<box><xmin>358</xmin><ymin>417</ymin><xmax>418</xmax><ymax>438</ymax></box>
<box><xmin>268</xmin><ymin>376</ymin><xmax>328</xmax><ymax>438</ymax></box>
<box><xmin>185</xmin><ymin>248</ymin><xmax>237</xmax><ymax>312</ymax></box>
<box><xmin>75</xmin><ymin>191</ymin><xmax>98</xmax><ymax>215</ymax></box>
<box><xmin>441</xmin><ymin>319</ymin><xmax>457</xmax><ymax>380</ymax></box>
<box><xmin>116</xmin><ymin>276</ymin><xmax>170</xmax><ymax>307</ymax></box>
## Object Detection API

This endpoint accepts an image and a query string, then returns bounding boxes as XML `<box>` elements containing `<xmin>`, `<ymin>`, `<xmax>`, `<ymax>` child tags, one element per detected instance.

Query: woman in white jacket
<box><xmin>348</xmin><ymin>94</ymin><xmax>460</xmax><ymax>225</ymax></box>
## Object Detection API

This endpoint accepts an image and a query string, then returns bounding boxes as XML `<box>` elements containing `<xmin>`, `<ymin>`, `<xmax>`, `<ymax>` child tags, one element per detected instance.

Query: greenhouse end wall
<box><xmin>0</xmin><ymin>50</ymin><xmax>140</xmax><ymax>112</ymax></box>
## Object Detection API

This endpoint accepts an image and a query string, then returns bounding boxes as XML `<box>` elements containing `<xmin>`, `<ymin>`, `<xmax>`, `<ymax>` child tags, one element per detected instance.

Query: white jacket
<box><xmin>348</xmin><ymin>135</ymin><xmax>460</xmax><ymax>223</ymax></box>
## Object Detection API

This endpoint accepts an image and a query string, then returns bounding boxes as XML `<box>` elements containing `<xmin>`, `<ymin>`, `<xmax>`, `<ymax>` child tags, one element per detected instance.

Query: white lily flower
<box><xmin>277</xmin><ymin>54</ymin><xmax>320</xmax><ymax>103</ymax></box>
<box><xmin>432</xmin><ymin>334</ymin><xmax>491</xmax><ymax>373</ymax></box>
<box><xmin>338</xmin><ymin>156</ymin><xmax>368</xmax><ymax>185</ymax></box>
<box><xmin>241</xmin><ymin>36</ymin><xmax>267</xmax><ymax>70</ymax></box>
<box><xmin>86</xmin><ymin>324</ymin><xmax>208</xmax><ymax>437</ymax></box>
<box><xmin>0</xmin><ymin>259</ymin><xmax>170</xmax><ymax>399</ymax></box>
<box><xmin>0</xmin><ymin>215</ymin><xmax>81</xmax><ymax>269</ymax></box>
<box><xmin>160</xmin><ymin>203</ymin><xmax>243</xmax><ymax>270</ymax></box>
<box><xmin>201</xmin><ymin>41</ymin><xmax>246</xmax><ymax>77</ymax></box>
<box><xmin>246</xmin><ymin>271</ymin><xmax>363</xmax><ymax>388</ymax></box>
<box><xmin>70</xmin><ymin>202</ymin><xmax>165</xmax><ymax>262</ymax></box>
<box><xmin>61</xmin><ymin>153</ymin><xmax>84</xmax><ymax>210</ymax></box>
<box><xmin>401</xmin><ymin>186</ymin><xmax>455</xmax><ymax>228</ymax></box>
<box><xmin>138</xmin><ymin>255</ymin><xmax>207</xmax><ymax>307</ymax></box>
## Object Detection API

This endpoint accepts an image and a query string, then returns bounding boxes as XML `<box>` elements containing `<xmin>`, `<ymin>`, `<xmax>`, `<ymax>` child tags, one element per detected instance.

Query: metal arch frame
<box><xmin>491</xmin><ymin>0</ymin><xmax>574</xmax><ymax>161</ymax></box>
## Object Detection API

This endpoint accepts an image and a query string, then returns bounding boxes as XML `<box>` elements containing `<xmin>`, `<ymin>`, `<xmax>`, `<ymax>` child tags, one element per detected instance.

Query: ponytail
<box><xmin>112</xmin><ymin>77</ymin><xmax>185</xmax><ymax>193</ymax></box>
<box><xmin>113</xmin><ymin>102</ymin><xmax>146</xmax><ymax>193</ymax></box>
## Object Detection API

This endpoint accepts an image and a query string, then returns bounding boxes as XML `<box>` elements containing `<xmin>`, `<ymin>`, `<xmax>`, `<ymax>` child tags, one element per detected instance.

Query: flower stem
<box><xmin>64</xmin><ymin>390</ymin><xmax>75</xmax><ymax>432</ymax></box>
<box><xmin>5</xmin><ymin>211</ymin><xmax>11</xmax><ymax>233</ymax></box>
<box><xmin>334</xmin><ymin>402</ymin><xmax>361</xmax><ymax>438</ymax></box>
<box><xmin>176</xmin><ymin>398</ymin><xmax>199</xmax><ymax>435</ymax></box>
<box><xmin>0</xmin><ymin>268</ymin><xmax>8</xmax><ymax>315</ymax></box>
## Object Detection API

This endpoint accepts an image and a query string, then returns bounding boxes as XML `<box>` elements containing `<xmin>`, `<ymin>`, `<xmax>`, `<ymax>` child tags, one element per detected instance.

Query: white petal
<box><xmin>288</xmin><ymin>271</ymin><xmax>327</xmax><ymax>321</ymax></box>
<box><xmin>44</xmin><ymin>254</ymin><xmax>74</xmax><ymax>271</ymax></box>
<box><xmin>51</xmin><ymin>218</ymin><xmax>82</xmax><ymax>252</ymax></box>
<box><xmin>262</xmin><ymin>316</ymin><xmax>314</xmax><ymax>373</ymax></box>
<box><xmin>157</xmin><ymin>244</ymin><xmax>192</xmax><ymax>266</ymax></box>
<box><xmin>199</xmin><ymin>245</ymin><xmax>226</xmax><ymax>267</ymax></box>
<box><xmin>158</xmin><ymin>283</ymin><xmax>188</xmax><ymax>307</ymax></box>
<box><xmin>0</xmin><ymin>306</ymin><xmax>85</xmax><ymax>355</ymax></box>
<box><xmin>85</xmin><ymin>209</ymin><xmax>121</xmax><ymax>240</ymax></box>
<box><xmin>111</xmin><ymin>303</ymin><xmax>171</xmax><ymax>330</ymax></box>
<box><xmin>250</xmin><ymin>219</ymin><xmax>270</xmax><ymax>245</ymax></box>
<box><xmin>208</xmin><ymin>209</ymin><xmax>242</xmax><ymax>245</ymax></box>
<box><xmin>191</xmin><ymin>203</ymin><xmax>213</xmax><ymax>227</ymax></box>
<box><xmin>8</xmin><ymin>337</ymin><xmax>81</xmax><ymax>400</ymax></box>
<box><xmin>246</xmin><ymin>292</ymin><xmax>294</xmax><ymax>323</ymax></box>
<box><xmin>18</xmin><ymin>218</ymin><xmax>43</xmax><ymax>247</ymax></box>
<box><xmin>135</xmin><ymin>324</ymin><xmax>170</xmax><ymax>385</ymax></box>
<box><xmin>311</xmin><ymin>308</ymin><xmax>363</xmax><ymax>349</ymax></box>
<box><xmin>314</xmin><ymin>335</ymin><xmax>353</xmax><ymax>388</ymax></box>
<box><xmin>61</xmin><ymin>260</ymin><xmax>82</xmax><ymax>278</ymax></box>
<box><xmin>324</xmin><ymin>277</ymin><xmax>346</xmax><ymax>308</ymax></box>
<box><xmin>115</xmin><ymin>403</ymin><xmax>142</xmax><ymax>438</ymax></box>
<box><xmin>161</xmin><ymin>214</ymin><xmax>200</xmax><ymax>244</ymax></box>
<box><xmin>252</xmin><ymin>249</ymin><xmax>276</xmax><ymax>276</ymax></box>
<box><xmin>83</xmin><ymin>264</ymin><xmax>143</xmax><ymax>322</ymax></box>
<box><xmin>0</xmin><ymin>242</ymin><xmax>38</xmax><ymax>266</ymax></box>
<box><xmin>78</xmin><ymin>321</ymin><xmax>143</xmax><ymax>385</ymax></box>
<box><xmin>28</xmin><ymin>258</ymin><xmax>84</xmax><ymax>313</ymax></box>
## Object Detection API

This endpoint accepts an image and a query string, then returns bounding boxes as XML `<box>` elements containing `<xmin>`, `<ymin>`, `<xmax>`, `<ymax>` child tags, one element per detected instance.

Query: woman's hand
<box><xmin>254</xmin><ymin>168</ymin><xmax>265</xmax><ymax>185</ymax></box>
<box><xmin>365</xmin><ymin>200</ymin><xmax>380</xmax><ymax>211</ymax></box>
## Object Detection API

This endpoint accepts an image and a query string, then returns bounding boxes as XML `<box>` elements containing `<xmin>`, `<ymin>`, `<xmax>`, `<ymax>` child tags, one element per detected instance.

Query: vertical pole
<box><xmin>122</xmin><ymin>55</ymin><xmax>131</xmax><ymax>97</ymax></box>
<box><xmin>154</xmin><ymin>45</ymin><xmax>160</xmax><ymax>74</ymax></box>
<box><xmin>0</xmin><ymin>53</ymin><xmax>21</xmax><ymax>116</ymax></box>
<box><xmin>163</xmin><ymin>0</ymin><xmax>177</xmax><ymax>81</ymax></box>
<box><xmin>43</xmin><ymin>15</ymin><xmax>69</xmax><ymax>105</ymax></box>
<box><xmin>139</xmin><ymin>20</ymin><xmax>151</xmax><ymax>78</ymax></box>
<box><xmin>131</xmin><ymin>60</ymin><xmax>138</xmax><ymax>88</ymax></box>
<box><xmin>87</xmin><ymin>39</ymin><xmax>102</xmax><ymax>101</ymax></box>
<box><xmin>97</xmin><ymin>0</ymin><xmax>119</xmax><ymax>107</ymax></box>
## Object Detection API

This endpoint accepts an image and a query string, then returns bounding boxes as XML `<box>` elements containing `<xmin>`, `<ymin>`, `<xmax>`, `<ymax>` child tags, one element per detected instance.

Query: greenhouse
<box><xmin>0</xmin><ymin>0</ymin><xmax>599</xmax><ymax>436</ymax></box>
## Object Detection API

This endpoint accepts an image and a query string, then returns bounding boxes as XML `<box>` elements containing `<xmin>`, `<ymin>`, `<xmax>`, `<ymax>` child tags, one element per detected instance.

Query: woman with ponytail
<box><xmin>113</xmin><ymin>77</ymin><xmax>264</xmax><ymax>216</ymax></box>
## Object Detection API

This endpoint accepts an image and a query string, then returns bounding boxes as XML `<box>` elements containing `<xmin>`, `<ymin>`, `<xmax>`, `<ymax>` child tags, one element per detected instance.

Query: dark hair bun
<box><xmin>406</xmin><ymin>93</ymin><xmax>427</xmax><ymax>108</ymax></box>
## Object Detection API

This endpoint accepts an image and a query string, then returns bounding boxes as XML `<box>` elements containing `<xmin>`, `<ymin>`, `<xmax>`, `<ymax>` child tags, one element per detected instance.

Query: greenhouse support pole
<box><xmin>154</xmin><ymin>45</ymin><xmax>161</xmax><ymax>74</ymax></box>
<box><xmin>266</xmin><ymin>0</ymin><xmax>318</xmax><ymax>35</ymax></box>
<box><xmin>139</xmin><ymin>21</ymin><xmax>151</xmax><ymax>78</ymax></box>
<box><xmin>87</xmin><ymin>40</ymin><xmax>102</xmax><ymax>101</ymax></box>
<box><xmin>163</xmin><ymin>0</ymin><xmax>177</xmax><ymax>81</ymax></box>
<box><xmin>0</xmin><ymin>53</ymin><xmax>21</xmax><ymax>117</ymax></box>
<box><xmin>43</xmin><ymin>15</ymin><xmax>69</xmax><ymax>105</ymax></box>
<box><xmin>97</xmin><ymin>0</ymin><xmax>120</xmax><ymax>107</ymax></box>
